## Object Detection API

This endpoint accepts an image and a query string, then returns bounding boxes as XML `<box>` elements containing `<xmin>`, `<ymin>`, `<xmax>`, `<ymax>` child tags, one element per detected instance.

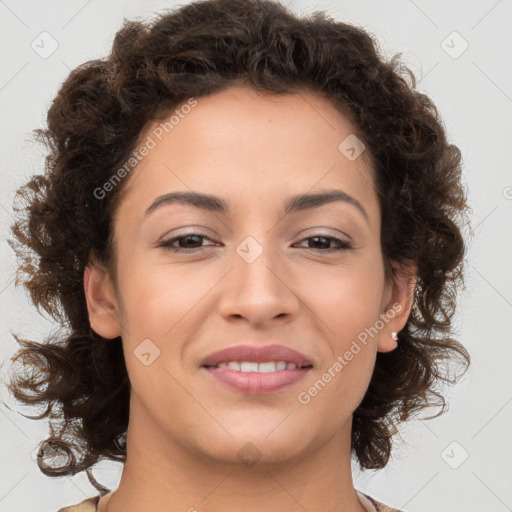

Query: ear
<box><xmin>377</xmin><ymin>260</ymin><xmax>417</xmax><ymax>353</ymax></box>
<box><xmin>83</xmin><ymin>259</ymin><xmax>122</xmax><ymax>339</ymax></box>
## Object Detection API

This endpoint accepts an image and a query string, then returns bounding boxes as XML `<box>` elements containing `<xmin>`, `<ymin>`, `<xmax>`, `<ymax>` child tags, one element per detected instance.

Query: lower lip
<box><xmin>202</xmin><ymin>367</ymin><xmax>312</xmax><ymax>394</ymax></box>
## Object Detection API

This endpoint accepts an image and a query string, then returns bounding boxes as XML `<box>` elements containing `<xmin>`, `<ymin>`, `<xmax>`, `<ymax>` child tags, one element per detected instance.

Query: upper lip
<box><xmin>201</xmin><ymin>344</ymin><xmax>313</xmax><ymax>368</ymax></box>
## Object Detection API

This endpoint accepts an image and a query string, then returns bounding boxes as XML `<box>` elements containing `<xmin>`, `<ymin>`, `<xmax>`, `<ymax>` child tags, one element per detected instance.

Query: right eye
<box><xmin>158</xmin><ymin>232</ymin><xmax>218</xmax><ymax>253</ymax></box>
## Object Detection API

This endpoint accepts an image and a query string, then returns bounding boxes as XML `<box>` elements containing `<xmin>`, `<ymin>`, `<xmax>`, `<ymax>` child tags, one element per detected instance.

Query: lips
<box><xmin>200</xmin><ymin>344</ymin><xmax>313</xmax><ymax>368</ymax></box>
<box><xmin>200</xmin><ymin>344</ymin><xmax>313</xmax><ymax>394</ymax></box>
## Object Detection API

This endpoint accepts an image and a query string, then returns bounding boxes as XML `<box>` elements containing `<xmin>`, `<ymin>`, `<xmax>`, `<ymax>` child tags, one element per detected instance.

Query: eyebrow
<box><xmin>144</xmin><ymin>189</ymin><xmax>369</xmax><ymax>224</ymax></box>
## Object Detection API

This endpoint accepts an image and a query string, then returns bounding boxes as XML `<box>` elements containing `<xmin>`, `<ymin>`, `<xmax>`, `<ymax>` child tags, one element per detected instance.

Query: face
<box><xmin>85</xmin><ymin>84</ymin><xmax>413</xmax><ymax>466</ymax></box>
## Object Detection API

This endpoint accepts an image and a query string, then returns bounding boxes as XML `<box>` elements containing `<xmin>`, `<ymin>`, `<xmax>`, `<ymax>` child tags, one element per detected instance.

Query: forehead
<box><xmin>115</xmin><ymin>85</ymin><xmax>378</xmax><ymax>228</ymax></box>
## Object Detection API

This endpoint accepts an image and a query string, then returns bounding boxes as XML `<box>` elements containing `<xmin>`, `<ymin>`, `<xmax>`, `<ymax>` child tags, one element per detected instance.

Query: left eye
<box><xmin>159</xmin><ymin>233</ymin><xmax>351</xmax><ymax>254</ymax></box>
<box><xmin>294</xmin><ymin>235</ymin><xmax>351</xmax><ymax>253</ymax></box>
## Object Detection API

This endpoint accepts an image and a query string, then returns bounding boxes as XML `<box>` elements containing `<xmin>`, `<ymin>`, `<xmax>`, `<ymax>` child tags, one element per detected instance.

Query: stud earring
<box><xmin>391</xmin><ymin>331</ymin><xmax>398</xmax><ymax>341</ymax></box>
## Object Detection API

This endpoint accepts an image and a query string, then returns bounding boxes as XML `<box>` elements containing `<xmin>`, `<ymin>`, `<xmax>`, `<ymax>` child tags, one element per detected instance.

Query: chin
<box><xmin>189</xmin><ymin>422</ymin><xmax>314</xmax><ymax>467</ymax></box>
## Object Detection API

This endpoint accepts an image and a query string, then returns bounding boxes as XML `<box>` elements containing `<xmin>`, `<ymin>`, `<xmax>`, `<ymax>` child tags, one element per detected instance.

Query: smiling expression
<box><xmin>85</xmin><ymin>84</ymin><xmax>409</xmax><ymax>466</ymax></box>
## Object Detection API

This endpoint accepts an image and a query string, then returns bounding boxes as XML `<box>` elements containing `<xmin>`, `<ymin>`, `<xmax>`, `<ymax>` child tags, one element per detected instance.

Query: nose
<box><xmin>217</xmin><ymin>240</ymin><xmax>300</xmax><ymax>327</ymax></box>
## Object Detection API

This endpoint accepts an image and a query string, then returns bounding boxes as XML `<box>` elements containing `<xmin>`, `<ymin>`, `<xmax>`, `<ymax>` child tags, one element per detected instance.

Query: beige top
<box><xmin>57</xmin><ymin>490</ymin><xmax>404</xmax><ymax>511</ymax></box>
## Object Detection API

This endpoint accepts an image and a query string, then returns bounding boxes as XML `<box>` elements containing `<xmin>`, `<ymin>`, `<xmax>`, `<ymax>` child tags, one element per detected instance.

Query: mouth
<box><xmin>203</xmin><ymin>361</ymin><xmax>313</xmax><ymax>371</ymax></box>
<box><xmin>201</xmin><ymin>359</ymin><xmax>313</xmax><ymax>394</ymax></box>
<box><xmin>200</xmin><ymin>343</ymin><xmax>314</xmax><ymax>394</ymax></box>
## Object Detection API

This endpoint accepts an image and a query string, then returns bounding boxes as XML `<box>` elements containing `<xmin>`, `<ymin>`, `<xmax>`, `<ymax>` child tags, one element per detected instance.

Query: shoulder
<box><xmin>357</xmin><ymin>490</ymin><xmax>405</xmax><ymax>512</ymax></box>
<box><xmin>57</xmin><ymin>495</ymin><xmax>100</xmax><ymax>512</ymax></box>
<box><xmin>59</xmin><ymin>491</ymin><xmax>403</xmax><ymax>512</ymax></box>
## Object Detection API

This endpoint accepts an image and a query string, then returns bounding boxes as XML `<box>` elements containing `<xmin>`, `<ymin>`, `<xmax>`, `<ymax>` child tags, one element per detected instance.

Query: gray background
<box><xmin>1</xmin><ymin>1</ymin><xmax>511</xmax><ymax>511</ymax></box>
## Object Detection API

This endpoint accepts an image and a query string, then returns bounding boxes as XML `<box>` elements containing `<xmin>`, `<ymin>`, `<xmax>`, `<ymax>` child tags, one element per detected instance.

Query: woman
<box><xmin>8</xmin><ymin>0</ymin><xmax>471</xmax><ymax>511</ymax></box>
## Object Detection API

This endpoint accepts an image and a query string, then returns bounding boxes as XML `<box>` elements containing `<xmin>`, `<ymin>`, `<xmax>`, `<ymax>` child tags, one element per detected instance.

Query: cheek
<box><xmin>117</xmin><ymin>267</ymin><xmax>200</xmax><ymax>413</ymax></box>
<box><xmin>116</xmin><ymin>251</ymin><xmax>214</xmax><ymax>339</ymax></box>
<box><xmin>115</xmin><ymin>256</ymin><xmax>217</xmax><ymax>394</ymax></box>
<box><xmin>296</xmin><ymin>258</ymin><xmax>382</xmax><ymax>400</ymax></box>
<box><xmin>298</xmin><ymin>257</ymin><xmax>385</xmax><ymax>337</ymax></box>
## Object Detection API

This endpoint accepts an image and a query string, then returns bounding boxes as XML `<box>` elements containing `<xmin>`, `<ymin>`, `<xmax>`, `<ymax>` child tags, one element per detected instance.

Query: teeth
<box><xmin>214</xmin><ymin>361</ymin><xmax>301</xmax><ymax>372</ymax></box>
<box><xmin>240</xmin><ymin>362</ymin><xmax>259</xmax><ymax>372</ymax></box>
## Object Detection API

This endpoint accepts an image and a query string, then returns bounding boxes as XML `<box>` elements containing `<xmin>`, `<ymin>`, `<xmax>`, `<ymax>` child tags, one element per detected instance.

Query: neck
<box><xmin>103</xmin><ymin>401</ymin><xmax>366</xmax><ymax>512</ymax></box>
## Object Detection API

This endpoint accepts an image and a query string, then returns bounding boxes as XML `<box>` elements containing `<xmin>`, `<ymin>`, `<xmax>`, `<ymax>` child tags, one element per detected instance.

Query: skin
<box><xmin>84</xmin><ymin>84</ymin><xmax>416</xmax><ymax>512</ymax></box>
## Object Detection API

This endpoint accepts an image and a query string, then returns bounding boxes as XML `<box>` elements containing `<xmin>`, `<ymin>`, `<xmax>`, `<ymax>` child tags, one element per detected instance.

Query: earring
<box><xmin>391</xmin><ymin>331</ymin><xmax>398</xmax><ymax>341</ymax></box>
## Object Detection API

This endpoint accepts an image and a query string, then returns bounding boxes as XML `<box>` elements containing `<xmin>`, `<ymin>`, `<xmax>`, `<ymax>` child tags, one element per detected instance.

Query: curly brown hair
<box><xmin>7</xmin><ymin>0</ymin><xmax>471</xmax><ymax>481</ymax></box>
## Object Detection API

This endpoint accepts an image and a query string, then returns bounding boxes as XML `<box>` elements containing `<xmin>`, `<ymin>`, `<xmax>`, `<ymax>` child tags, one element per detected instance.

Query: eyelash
<box><xmin>158</xmin><ymin>232</ymin><xmax>352</xmax><ymax>254</ymax></box>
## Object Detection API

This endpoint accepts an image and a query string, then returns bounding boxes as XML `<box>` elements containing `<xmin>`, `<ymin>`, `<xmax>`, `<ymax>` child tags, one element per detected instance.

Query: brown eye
<box><xmin>159</xmin><ymin>233</ymin><xmax>215</xmax><ymax>253</ymax></box>
<box><xmin>295</xmin><ymin>235</ymin><xmax>351</xmax><ymax>253</ymax></box>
